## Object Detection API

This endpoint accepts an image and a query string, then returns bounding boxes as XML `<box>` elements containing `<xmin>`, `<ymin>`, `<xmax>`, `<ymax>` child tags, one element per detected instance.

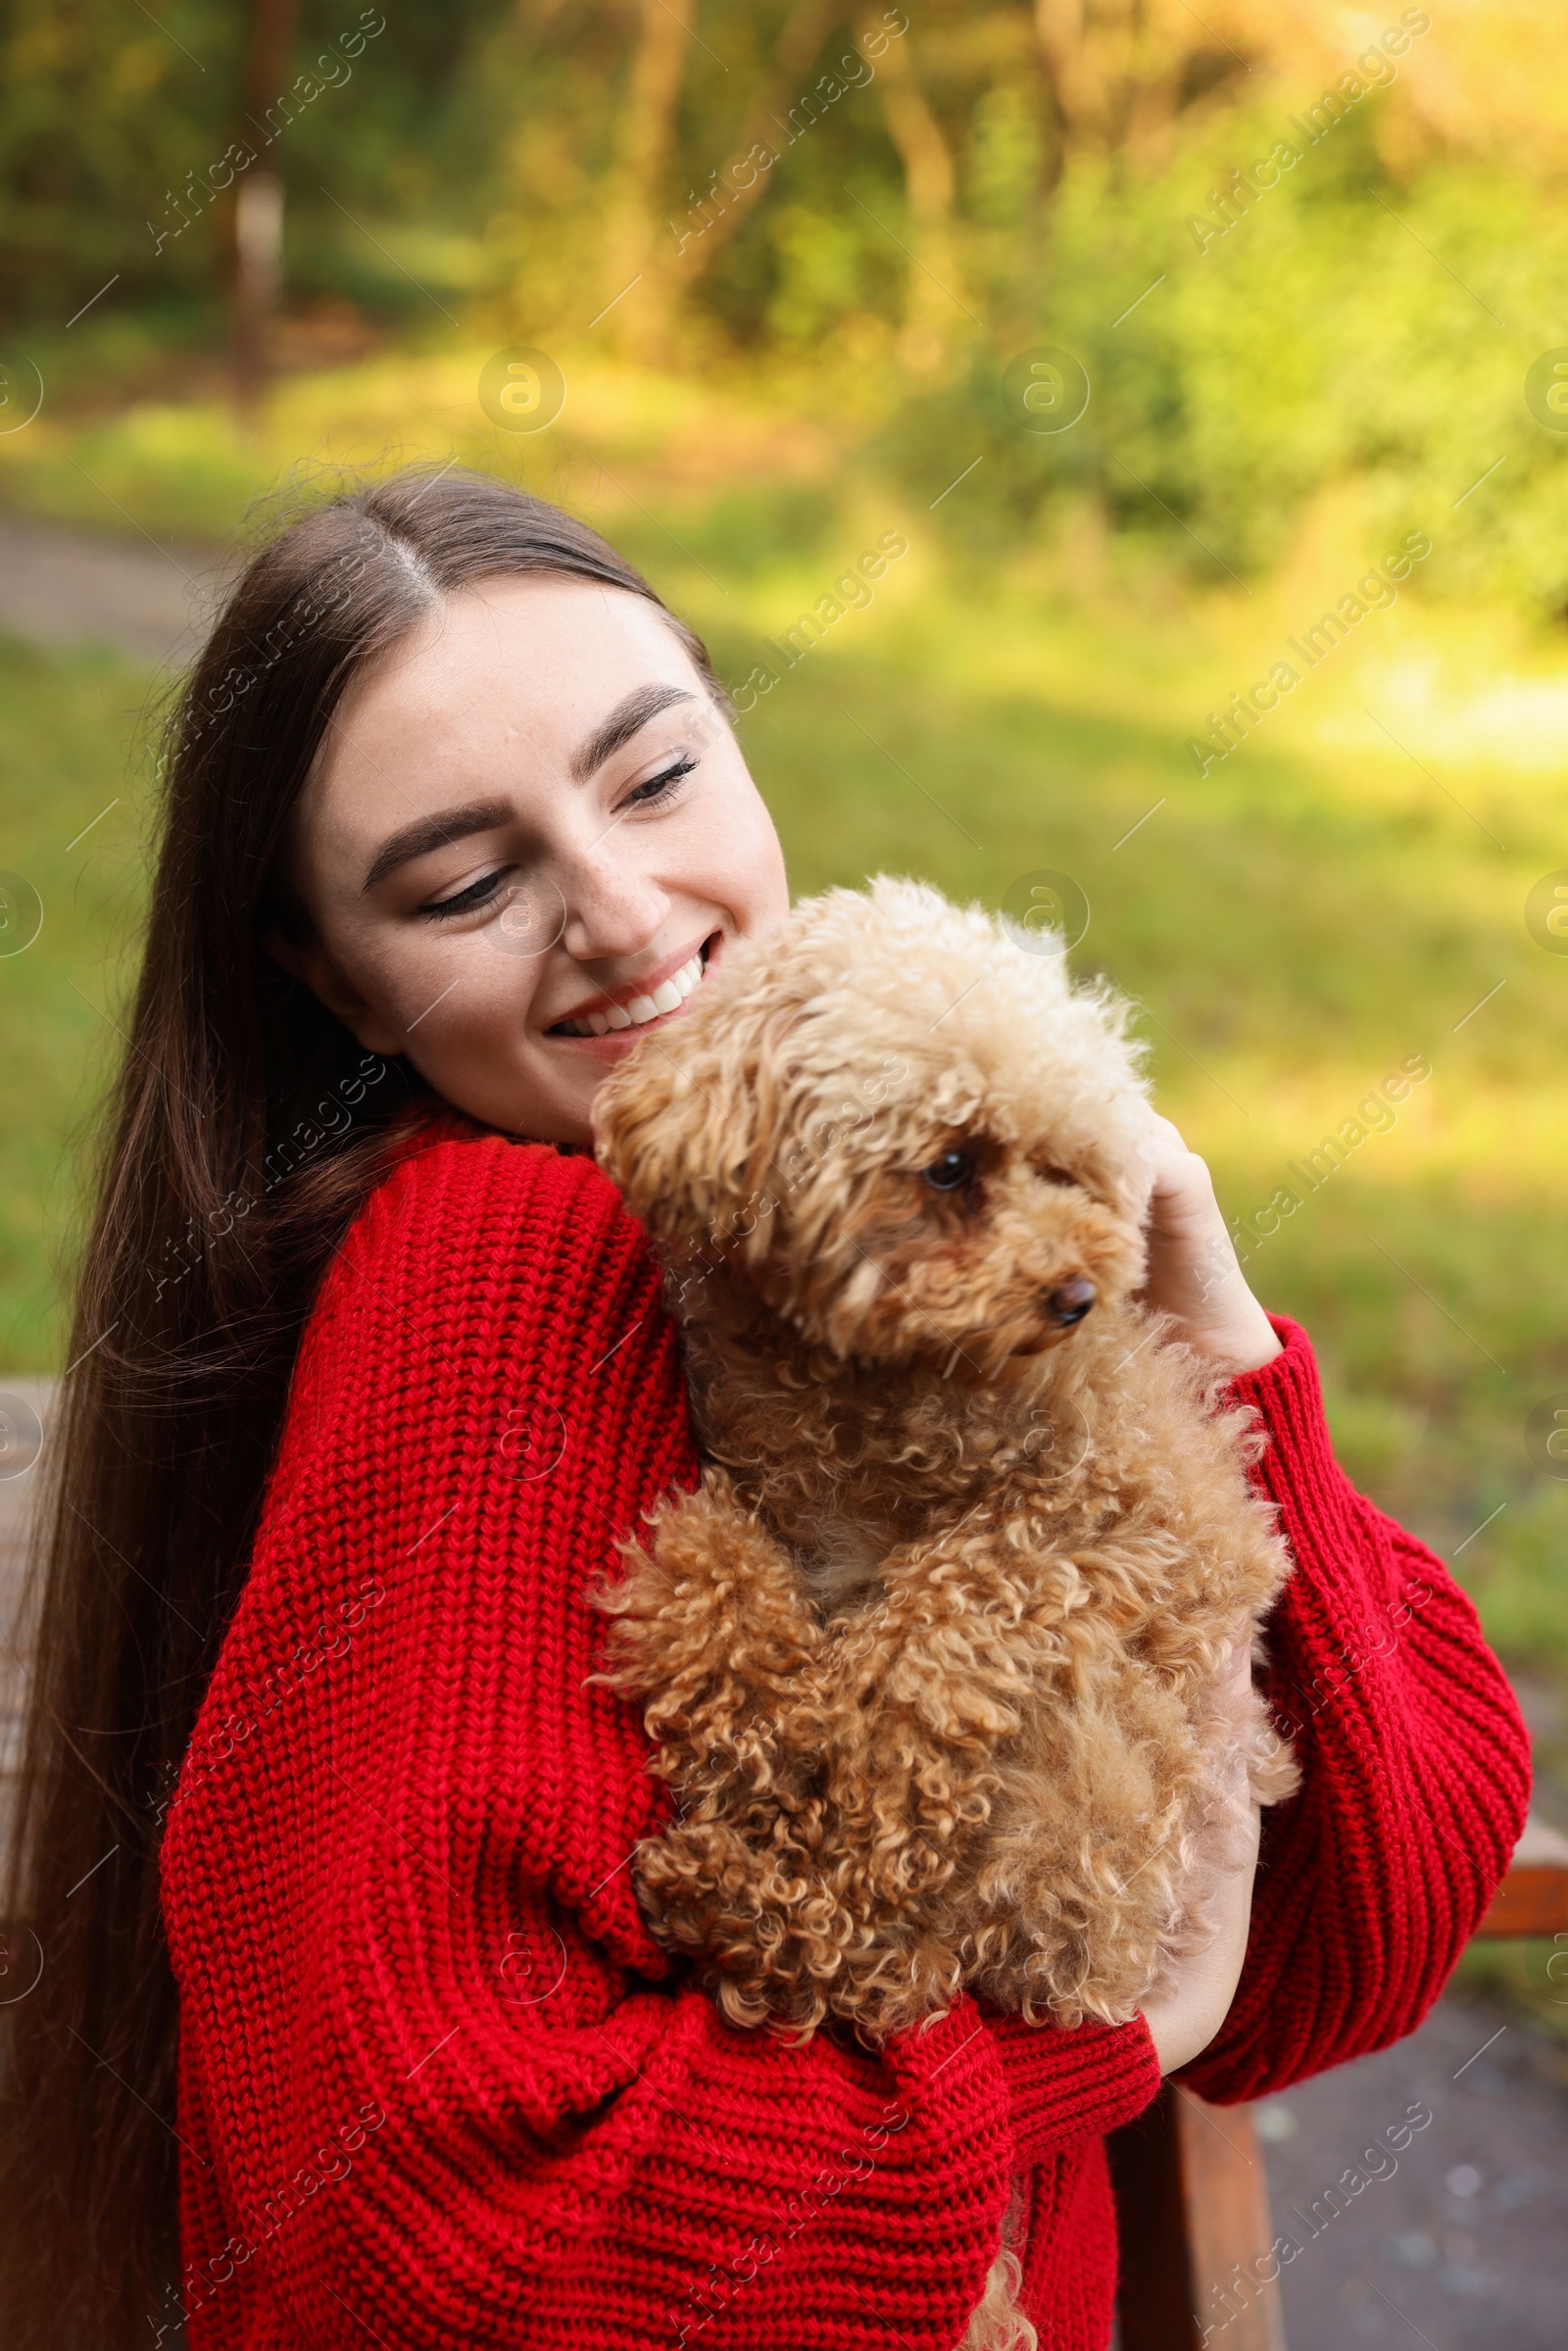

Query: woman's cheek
<box><xmin>356</xmin><ymin>925</ymin><xmax>465</xmax><ymax>1043</ymax></box>
<box><xmin>417</xmin><ymin>951</ymin><xmax>542</xmax><ymax>1099</ymax></box>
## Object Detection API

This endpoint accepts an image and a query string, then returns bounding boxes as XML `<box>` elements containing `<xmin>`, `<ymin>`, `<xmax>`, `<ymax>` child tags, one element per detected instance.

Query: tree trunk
<box><xmin>1035</xmin><ymin>0</ymin><xmax>1240</xmax><ymax>176</ymax></box>
<box><xmin>866</xmin><ymin>16</ymin><xmax>963</xmax><ymax>369</ymax></box>
<box><xmin>665</xmin><ymin>0</ymin><xmax>839</xmax><ymax>284</ymax></box>
<box><xmin>230</xmin><ymin>0</ymin><xmax>300</xmax><ymax>409</ymax></box>
<box><xmin>1035</xmin><ymin>0</ymin><xmax>1091</xmax><ymax>167</ymax></box>
<box><xmin>602</xmin><ymin>0</ymin><xmax>695</xmax><ymax>361</ymax></box>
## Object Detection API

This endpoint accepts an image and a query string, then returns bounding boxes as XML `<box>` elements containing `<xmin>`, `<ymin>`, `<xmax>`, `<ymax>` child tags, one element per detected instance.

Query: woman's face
<box><xmin>271</xmin><ymin>573</ymin><xmax>790</xmax><ymax>1146</ymax></box>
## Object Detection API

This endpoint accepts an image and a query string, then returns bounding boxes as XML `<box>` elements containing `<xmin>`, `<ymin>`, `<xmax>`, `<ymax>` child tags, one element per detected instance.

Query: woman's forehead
<box><xmin>351</xmin><ymin>573</ymin><xmax>694</xmax><ymax>733</ymax></box>
<box><xmin>297</xmin><ymin>575</ymin><xmax>704</xmax><ymax>854</ymax></box>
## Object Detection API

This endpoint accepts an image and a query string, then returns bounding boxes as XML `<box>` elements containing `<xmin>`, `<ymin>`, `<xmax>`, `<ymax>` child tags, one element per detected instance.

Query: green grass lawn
<box><xmin>0</xmin><ymin>636</ymin><xmax>159</xmax><ymax>1368</ymax></box>
<box><xmin>2</xmin><ymin>491</ymin><xmax>1565</xmax><ymax>1687</ymax></box>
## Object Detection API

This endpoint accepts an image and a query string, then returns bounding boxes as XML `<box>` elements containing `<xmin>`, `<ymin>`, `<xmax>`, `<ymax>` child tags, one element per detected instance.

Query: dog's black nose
<box><xmin>1044</xmin><ymin>1278</ymin><xmax>1097</xmax><ymax>1327</ymax></box>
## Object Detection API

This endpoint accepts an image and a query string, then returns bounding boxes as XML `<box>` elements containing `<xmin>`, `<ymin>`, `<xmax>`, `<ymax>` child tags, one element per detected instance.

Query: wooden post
<box><xmin>1173</xmin><ymin>2088</ymin><xmax>1287</xmax><ymax>2350</ymax></box>
<box><xmin>1109</xmin><ymin>2086</ymin><xmax>1286</xmax><ymax>2351</ymax></box>
<box><xmin>1477</xmin><ymin>1814</ymin><xmax>1568</xmax><ymax>1935</ymax></box>
<box><xmin>1108</xmin><ymin>2088</ymin><xmax>1201</xmax><ymax>2351</ymax></box>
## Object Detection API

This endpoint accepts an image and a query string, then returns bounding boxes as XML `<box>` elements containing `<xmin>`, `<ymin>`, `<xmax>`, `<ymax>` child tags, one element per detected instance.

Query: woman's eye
<box><xmin>921</xmin><ymin>1149</ymin><xmax>975</xmax><ymax>1193</ymax></box>
<box><xmin>624</xmin><ymin>753</ymin><xmax>696</xmax><ymax>808</ymax></box>
<box><xmin>420</xmin><ymin>869</ymin><xmax>511</xmax><ymax>921</ymax></box>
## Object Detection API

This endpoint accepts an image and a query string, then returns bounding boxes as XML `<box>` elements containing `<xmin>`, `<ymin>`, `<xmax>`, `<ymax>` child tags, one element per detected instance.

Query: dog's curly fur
<box><xmin>587</xmin><ymin>878</ymin><xmax>1298</xmax><ymax>2347</ymax></box>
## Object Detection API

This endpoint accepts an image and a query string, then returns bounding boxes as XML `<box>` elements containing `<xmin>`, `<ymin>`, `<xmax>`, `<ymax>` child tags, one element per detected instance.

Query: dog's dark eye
<box><xmin>921</xmin><ymin>1149</ymin><xmax>975</xmax><ymax>1192</ymax></box>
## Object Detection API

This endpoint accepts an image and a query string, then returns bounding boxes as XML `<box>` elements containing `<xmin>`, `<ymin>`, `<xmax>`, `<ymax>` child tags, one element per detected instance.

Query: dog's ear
<box><xmin>591</xmin><ymin>970</ymin><xmax>799</xmax><ymax>1264</ymax></box>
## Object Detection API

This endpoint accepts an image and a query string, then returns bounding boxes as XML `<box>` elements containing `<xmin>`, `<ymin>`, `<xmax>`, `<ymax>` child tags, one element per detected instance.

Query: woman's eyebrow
<box><xmin>568</xmin><ymin>682</ymin><xmax>696</xmax><ymax>783</ymax></box>
<box><xmin>359</xmin><ymin>685</ymin><xmax>697</xmax><ymax>893</ymax></box>
<box><xmin>361</xmin><ymin>798</ymin><xmax>514</xmax><ymax>894</ymax></box>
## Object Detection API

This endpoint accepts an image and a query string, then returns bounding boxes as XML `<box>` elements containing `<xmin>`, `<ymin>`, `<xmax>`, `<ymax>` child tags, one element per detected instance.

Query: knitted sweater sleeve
<box><xmin>1177</xmin><ymin>1315</ymin><xmax>1532</xmax><ymax>2103</ymax></box>
<box><xmin>161</xmin><ymin>1134</ymin><xmax>1159</xmax><ymax>2351</ymax></box>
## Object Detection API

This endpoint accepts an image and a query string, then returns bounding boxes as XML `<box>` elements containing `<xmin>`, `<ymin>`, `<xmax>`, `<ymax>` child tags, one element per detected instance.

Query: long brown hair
<box><xmin>0</xmin><ymin>465</ymin><xmax>724</xmax><ymax>2347</ymax></box>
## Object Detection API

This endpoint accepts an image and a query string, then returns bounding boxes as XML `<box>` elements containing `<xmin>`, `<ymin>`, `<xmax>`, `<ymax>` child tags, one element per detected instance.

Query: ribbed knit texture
<box><xmin>160</xmin><ymin>1126</ymin><xmax>1530</xmax><ymax>2349</ymax></box>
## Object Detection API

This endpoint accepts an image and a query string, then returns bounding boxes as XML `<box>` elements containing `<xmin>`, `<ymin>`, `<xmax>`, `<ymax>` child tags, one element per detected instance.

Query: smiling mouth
<box><xmin>547</xmin><ymin>934</ymin><xmax>716</xmax><ymax>1038</ymax></box>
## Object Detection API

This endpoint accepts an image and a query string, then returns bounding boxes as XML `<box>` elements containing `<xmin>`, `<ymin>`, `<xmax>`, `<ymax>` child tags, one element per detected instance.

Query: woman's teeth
<box><xmin>566</xmin><ymin>952</ymin><xmax>706</xmax><ymax>1038</ymax></box>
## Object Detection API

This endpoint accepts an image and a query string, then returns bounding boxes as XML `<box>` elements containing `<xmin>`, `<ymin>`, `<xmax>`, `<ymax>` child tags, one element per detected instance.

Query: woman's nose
<box><xmin>556</xmin><ymin>842</ymin><xmax>669</xmax><ymax>963</ymax></box>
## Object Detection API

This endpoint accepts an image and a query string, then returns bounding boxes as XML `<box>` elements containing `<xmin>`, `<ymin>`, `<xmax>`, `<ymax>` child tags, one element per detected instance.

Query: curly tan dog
<box><xmin>589</xmin><ymin>877</ymin><xmax>1298</xmax><ymax>2348</ymax></box>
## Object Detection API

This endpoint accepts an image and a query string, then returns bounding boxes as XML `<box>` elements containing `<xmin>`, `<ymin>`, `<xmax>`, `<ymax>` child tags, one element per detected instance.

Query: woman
<box><xmin>0</xmin><ymin>466</ymin><xmax>1529</xmax><ymax>2350</ymax></box>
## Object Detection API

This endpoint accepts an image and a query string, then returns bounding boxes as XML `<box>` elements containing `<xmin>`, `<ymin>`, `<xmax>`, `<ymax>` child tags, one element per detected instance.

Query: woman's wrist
<box><xmin>1141</xmin><ymin>1780</ymin><xmax>1262</xmax><ymax>2075</ymax></box>
<box><xmin>1182</xmin><ymin>1280</ymin><xmax>1284</xmax><ymax>1378</ymax></box>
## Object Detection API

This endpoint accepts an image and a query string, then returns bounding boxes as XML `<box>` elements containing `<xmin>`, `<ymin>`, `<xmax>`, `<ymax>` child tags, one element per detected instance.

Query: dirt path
<box><xmin>1256</xmin><ymin>1987</ymin><xmax>1566</xmax><ymax>2350</ymax></box>
<box><xmin>0</xmin><ymin>511</ymin><xmax>224</xmax><ymax>666</ymax></box>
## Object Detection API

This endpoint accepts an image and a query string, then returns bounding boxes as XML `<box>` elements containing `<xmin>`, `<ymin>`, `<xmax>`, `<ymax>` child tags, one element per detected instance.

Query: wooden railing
<box><xmin>1107</xmin><ymin>1815</ymin><xmax>1568</xmax><ymax>2351</ymax></box>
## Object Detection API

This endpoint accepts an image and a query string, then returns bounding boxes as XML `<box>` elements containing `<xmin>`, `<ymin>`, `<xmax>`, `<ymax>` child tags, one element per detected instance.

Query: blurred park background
<box><xmin>2</xmin><ymin>0</ymin><xmax>1568</xmax><ymax>2121</ymax></box>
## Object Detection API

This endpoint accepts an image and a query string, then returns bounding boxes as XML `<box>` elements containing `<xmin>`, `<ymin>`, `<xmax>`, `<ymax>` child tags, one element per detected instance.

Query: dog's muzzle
<box><xmin>1043</xmin><ymin>1278</ymin><xmax>1098</xmax><ymax>1327</ymax></box>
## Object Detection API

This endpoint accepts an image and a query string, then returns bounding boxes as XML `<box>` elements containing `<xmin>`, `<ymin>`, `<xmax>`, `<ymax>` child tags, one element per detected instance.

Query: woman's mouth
<box><xmin>546</xmin><ymin>932</ymin><xmax>717</xmax><ymax>1045</ymax></box>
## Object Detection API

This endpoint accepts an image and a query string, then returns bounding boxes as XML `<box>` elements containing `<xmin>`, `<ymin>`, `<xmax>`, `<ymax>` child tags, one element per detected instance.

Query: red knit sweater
<box><xmin>159</xmin><ymin>1127</ymin><xmax>1531</xmax><ymax>2351</ymax></box>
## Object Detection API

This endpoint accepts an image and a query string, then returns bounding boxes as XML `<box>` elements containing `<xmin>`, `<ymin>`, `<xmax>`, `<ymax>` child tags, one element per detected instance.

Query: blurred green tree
<box><xmin>3</xmin><ymin>0</ymin><xmax>1568</xmax><ymax>609</ymax></box>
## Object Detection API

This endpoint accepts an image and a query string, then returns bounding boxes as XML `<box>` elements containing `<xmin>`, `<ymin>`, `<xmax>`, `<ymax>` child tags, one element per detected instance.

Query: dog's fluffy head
<box><xmin>593</xmin><ymin>876</ymin><xmax>1156</xmax><ymax>1380</ymax></box>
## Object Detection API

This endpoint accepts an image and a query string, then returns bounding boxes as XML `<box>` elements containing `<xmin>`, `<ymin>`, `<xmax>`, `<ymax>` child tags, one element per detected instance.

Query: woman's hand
<box><xmin>1135</xmin><ymin>1112</ymin><xmax>1282</xmax><ymax>1376</ymax></box>
<box><xmin>1128</xmin><ymin>1134</ymin><xmax>1275</xmax><ymax>2070</ymax></box>
<box><xmin>1139</xmin><ymin>1635</ymin><xmax>1263</xmax><ymax>2074</ymax></box>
